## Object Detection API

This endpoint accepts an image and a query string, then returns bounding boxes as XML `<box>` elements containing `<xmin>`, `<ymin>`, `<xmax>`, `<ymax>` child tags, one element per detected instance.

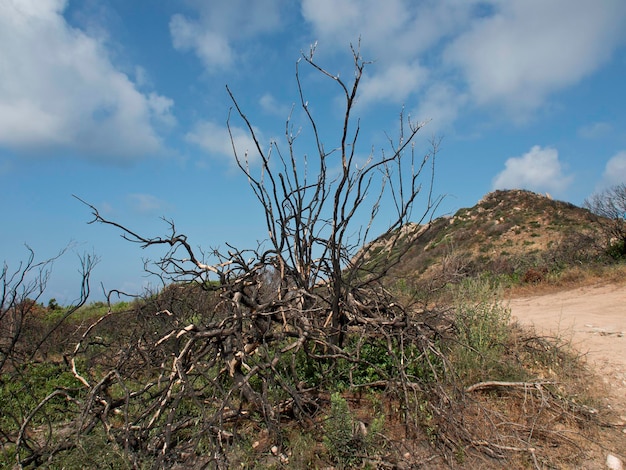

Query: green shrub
<box><xmin>323</xmin><ymin>392</ymin><xmax>383</xmax><ymax>468</ymax></box>
<box><xmin>450</xmin><ymin>279</ymin><xmax>522</xmax><ymax>383</ymax></box>
<box><xmin>323</xmin><ymin>336</ymin><xmax>444</xmax><ymax>390</ymax></box>
<box><xmin>606</xmin><ymin>240</ymin><xmax>626</xmax><ymax>260</ymax></box>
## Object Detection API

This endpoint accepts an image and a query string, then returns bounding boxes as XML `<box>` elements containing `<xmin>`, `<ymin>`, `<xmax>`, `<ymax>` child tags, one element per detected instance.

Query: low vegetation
<box><xmin>2</xmin><ymin>260</ymin><xmax>624</xmax><ymax>468</ymax></box>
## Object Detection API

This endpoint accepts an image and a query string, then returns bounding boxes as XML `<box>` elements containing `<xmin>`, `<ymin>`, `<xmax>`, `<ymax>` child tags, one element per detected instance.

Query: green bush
<box><xmin>323</xmin><ymin>392</ymin><xmax>383</xmax><ymax>468</ymax></box>
<box><xmin>310</xmin><ymin>336</ymin><xmax>444</xmax><ymax>391</ymax></box>
<box><xmin>606</xmin><ymin>240</ymin><xmax>626</xmax><ymax>260</ymax></box>
<box><xmin>449</xmin><ymin>279</ymin><xmax>522</xmax><ymax>383</ymax></box>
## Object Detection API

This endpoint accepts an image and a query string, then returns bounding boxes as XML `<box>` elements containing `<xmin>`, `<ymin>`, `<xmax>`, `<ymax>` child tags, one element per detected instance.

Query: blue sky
<box><xmin>1</xmin><ymin>0</ymin><xmax>626</xmax><ymax>303</ymax></box>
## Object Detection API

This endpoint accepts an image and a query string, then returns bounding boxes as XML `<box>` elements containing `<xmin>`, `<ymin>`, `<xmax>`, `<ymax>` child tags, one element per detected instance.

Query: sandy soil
<box><xmin>507</xmin><ymin>282</ymin><xmax>626</xmax><ymax>422</ymax></box>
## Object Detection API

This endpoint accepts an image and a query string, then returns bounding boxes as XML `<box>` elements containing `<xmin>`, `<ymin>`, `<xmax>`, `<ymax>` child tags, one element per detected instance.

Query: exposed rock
<box><xmin>607</xmin><ymin>453</ymin><xmax>624</xmax><ymax>470</ymax></box>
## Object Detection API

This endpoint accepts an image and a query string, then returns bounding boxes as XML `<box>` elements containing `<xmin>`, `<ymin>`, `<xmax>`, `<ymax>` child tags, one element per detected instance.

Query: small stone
<box><xmin>607</xmin><ymin>453</ymin><xmax>624</xmax><ymax>470</ymax></box>
<box><xmin>271</xmin><ymin>445</ymin><xmax>279</xmax><ymax>455</ymax></box>
<box><xmin>252</xmin><ymin>441</ymin><xmax>260</xmax><ymax>449</ymax></box>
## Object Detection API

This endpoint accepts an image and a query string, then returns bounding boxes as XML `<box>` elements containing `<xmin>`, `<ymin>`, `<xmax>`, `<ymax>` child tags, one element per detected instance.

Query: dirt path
<box><xmin>507</xmin><ymin>282</ymin><xmax>626</xmax><ymax>421</ymax></box>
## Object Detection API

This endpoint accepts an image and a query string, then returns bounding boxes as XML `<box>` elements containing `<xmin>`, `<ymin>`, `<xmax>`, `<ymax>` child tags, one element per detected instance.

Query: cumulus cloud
<box><xmin>300</xmin><ymin>0</ymin><xmax>471</xmax><ymax>60</ymax></box>
<box><xmin>166</xmin><ymin>0</ymin><xmax>626</xmax><ymax>130</ymax></box>
<box><xmin>413</xmin><ymin>83</ymin><xmax>467</xmax><ymax>132</ymax></box>
<box><xmin>169</xmin><ymin>0</ymin><xmax>285</xmax><ymax>71</ymax></box>
<box><xmin>170</xmin><ymin>15</ymin><xmax>233</xmax><ymax>69</ymax></box>
<box><xmin>147</xmin><ymin>93</ymin><xmax>176</xmax><ymax>127</ymax></box>
<box><xmin>300</xmin><ymin>0</ymin><xmax>626</xmax><ymax>119</ymax></box>
<box><xmin>358</xmin><ymin>62</ymin><xmax>428</xmax><ymax>107</ymax></box>
<box><xmin>492</xmin><ymin>145</ymin><xmax>573</xmax><ymax>193</ymax></box>
<box><xmin>300</xmin><ymin>0</ymin><xmax>470</xmax><ymax>109</ymax></box>
<box><xmin>0</xmin><ymin>0</ymin><xmax>173</xmax><ymax>162</ymax></box>
<box><xmin>444</xmin><ymin>0</ymin><xmax>626</xmax><ymax>116</ymax></box>
<box><xmin>601</xmin><ymin>151</ymin><xmax>626</xmax><ymax>187</ymax></box>
<box><xmin>185</xmin><ymin>121</ymin><xmax>263</xmax><ymax>164</ymax></box>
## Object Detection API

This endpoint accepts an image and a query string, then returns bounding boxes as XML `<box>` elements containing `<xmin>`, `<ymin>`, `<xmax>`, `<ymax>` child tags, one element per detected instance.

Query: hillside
<box><xmin>4</xmin><ymin>189</ymin><xmax>625</xmax><ymax>469</ymax></box>
<box><xmin>367</xmin><ymin>189</ymin><xmax>604</xmax><ymax>288</ymax></box>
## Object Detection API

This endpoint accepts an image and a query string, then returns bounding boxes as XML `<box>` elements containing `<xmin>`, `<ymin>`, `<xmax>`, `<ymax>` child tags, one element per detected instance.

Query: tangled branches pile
<box><xmin>50</xmin><ymin>278</ymin><xmax>450</xmax><ymax>468</ymax></box>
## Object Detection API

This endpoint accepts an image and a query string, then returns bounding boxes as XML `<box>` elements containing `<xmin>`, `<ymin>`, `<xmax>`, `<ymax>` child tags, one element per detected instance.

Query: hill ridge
<box><xmin>370</xmin><ymin>188</ymin><xmax>603</xmax><ymax>285</ymax></box>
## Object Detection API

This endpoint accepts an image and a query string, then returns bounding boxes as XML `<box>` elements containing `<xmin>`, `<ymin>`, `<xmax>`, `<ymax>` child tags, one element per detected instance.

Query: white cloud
<box><xmin>185</xmin><ymin>121</ymin><xmax>263</xmax><ymax>164</ymax></box>
<box><xmin>147</xmin><ymin>93</ymin><xmax>176</xmax><ymax>127</ymax></box>
<box><xmin>169</xmin><ymin>0</ymin><xmax>285</xmax><ymax>71</ymax></box>
<box><xmin>300</xmin><ymin>0</ymin><xmax>362</xmax><ymax>42</ymax></box>
<box><xmin>302</xmin><ymin>1</ymin><xmax>626</xmax><ymax>120</ymax></box>
<box><xmin>413</xmin><ymin>83</ymin><xmax>467</xmax><ymax>133</ymax></box>
<box><xmin>492</xmin><ymin>145</ymin><xmax>573</xmax><ymax>193</ymax></box>
<box><xmin>358</xmin><ymin>63</ymin><xmax>428</xmax><ymax>107</ymax></box>
<box><xmin>147</xmin><ymin>0</ymin><xmax>626</xmax><ymax>141</ymax></box>
<box><xmin>170</xmin><ymin>14</ymin><xmax>233</xmax><ymax>69</ymax></box>
<box><xmin>300</xmin><ymin>0</ymin><xmax>472</xmax><ymax>60</ymax></box>
<box><xmin>300</xmin><ymin>0</ymin><xmax>473</xmax><ymax>111</ymax></box>
<box><xmin>0</xmin><ymin>0</ymin><xmax>174</xmax><ymax>162</ymax></box>
<box><xmin>444</xmin><ymin>0</ymin><xmax>626</xmax><ymax>116</ymax></box>
<box><xmin>601</xmin><ymin>151</ymin><xmax>626</xmax><ymax>187</ymax></box>
<box><xmin>259</xmin><ymin>93</ymin><xmax>291</xmax><ymax>118</ymax></box>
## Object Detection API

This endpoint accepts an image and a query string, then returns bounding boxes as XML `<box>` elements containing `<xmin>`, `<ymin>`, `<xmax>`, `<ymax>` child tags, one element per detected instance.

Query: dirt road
<box><xmin>507</xmin><ymin>282</ymin><xmax>626</xmax><ymax>418</ymax></box>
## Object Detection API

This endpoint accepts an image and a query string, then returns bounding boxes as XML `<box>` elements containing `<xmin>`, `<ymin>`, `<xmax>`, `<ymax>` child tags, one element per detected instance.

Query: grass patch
<box><xmin>447</xmin><ymin>279</ymin><xmax>524</xmax><ymax>385</ymax></box>
<box><xmin>0</xmin><ymin>362</ymin><xmax>83</xmax><ymax>436</ymax></box>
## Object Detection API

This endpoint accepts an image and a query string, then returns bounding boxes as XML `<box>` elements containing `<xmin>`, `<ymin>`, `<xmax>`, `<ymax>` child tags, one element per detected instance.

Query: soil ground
<box><xmin>507</xmin><ymin>280</ymin><xmax>626</xmax><ymax>467</ymax></box>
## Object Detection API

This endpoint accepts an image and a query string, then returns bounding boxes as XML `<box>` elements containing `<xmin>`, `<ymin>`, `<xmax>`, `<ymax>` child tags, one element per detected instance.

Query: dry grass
<box><xmin>505</xmin><ymin>263</ymin><xmax>626</xmax><ymax>298</ymax></box>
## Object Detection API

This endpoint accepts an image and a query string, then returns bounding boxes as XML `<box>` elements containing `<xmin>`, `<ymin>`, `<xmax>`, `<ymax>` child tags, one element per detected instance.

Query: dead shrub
<box><xmin>522</xmin><ymin>267</ymin><xmax>548</xmax><ymax>283</ymax></box>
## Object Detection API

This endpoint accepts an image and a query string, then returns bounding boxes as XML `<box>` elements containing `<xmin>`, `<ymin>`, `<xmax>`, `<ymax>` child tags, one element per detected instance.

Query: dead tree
<box><xmin>0</xmin><ymin>248</ymin><xmax>95</xmax><ymax>469</ymax></box>
<box><xmin>584</xmin><ymin>183</ymin><xmax>626</xmax><ymax>258</ymax></box>
<box><xmin>4</xmin><ymin>42</ymin><xmax>615</xmax><ymax>470</ymax></box>
<box><xmin>0</xmin><ymin>246</ymin><xmax>94</xmax><ymax>371</ymax></box>
<box><xmin>23</xmin><ymin>44</ymin><xmax>447</xmax><ymax>468</ymax></box>
<box><xmin>226</xmin><ymin>42</ymin><xmax>440</xmax><ymax>345</ymax></box>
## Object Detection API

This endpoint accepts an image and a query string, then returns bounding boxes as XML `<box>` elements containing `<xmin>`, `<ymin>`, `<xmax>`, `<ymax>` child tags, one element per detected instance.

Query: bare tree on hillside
<box><xmin>0</xmin><ymin>247</ymin><xmax>94</xmax><ymax>372</ymax></box>
<box><xmin>79</xmin><ymin>42</ymin><xmax>442</xmax><ymax>349</ymax></box>
<box><xmin>584</xmin><ymin>183</ymin><xmax>626</xmax><ymax>258</ymax></box>
<box><xmin>225</xmin><ymin>43</ymin><xmax>442</xmax><ymax>344</ymax></box>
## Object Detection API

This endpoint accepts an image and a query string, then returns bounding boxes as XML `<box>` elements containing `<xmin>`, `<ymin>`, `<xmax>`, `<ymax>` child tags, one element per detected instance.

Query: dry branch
<box><xmin>465</xmin><ymin>380</ymin><xmax>556</xmax><ymax>393</ymax></box>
